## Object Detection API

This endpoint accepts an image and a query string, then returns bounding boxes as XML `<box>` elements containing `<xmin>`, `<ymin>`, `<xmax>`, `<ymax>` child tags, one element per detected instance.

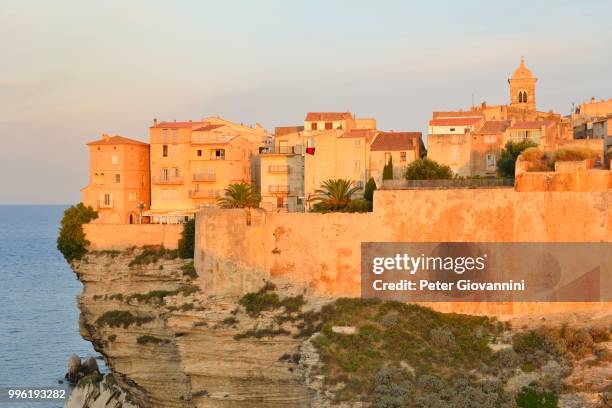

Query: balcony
<box><xmin>152</xmin><ymin>176</ymin><xmax>184</xmax><ymax>185</ymax></box>
<box><xmin>189</xmin><ymin>190</ymin><xmax>221</xmax><ymax>199</ymax></box>
<box><xmin>97</xmin><ymin>200</ymin><xmax>114</xmax><ymax>209</ymax></box>
<box><xmin>192</xmin><ymin>173</ymin><xmax>216</xmax><ymax>182</ymax></box>
<box><xmin>268</xmin><ymin>185</ymin><xmax>290</xmax><ymax>194</ymax></box>
<box><xmin>268</xmin><ymin>165</ymin><xmax>290</xmax><ymax>173</ymax></box>
<box><xmin>262</xmin><ymin>145</ymin><xmax>301</xmax><ymax>155</ymax></box>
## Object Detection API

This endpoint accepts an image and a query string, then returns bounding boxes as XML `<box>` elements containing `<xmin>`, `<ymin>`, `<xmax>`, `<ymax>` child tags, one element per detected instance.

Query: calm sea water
<box><xmin>0</xmin><ymin>205</ymin><xmax>104</xmax><ymax>408</ymax></box>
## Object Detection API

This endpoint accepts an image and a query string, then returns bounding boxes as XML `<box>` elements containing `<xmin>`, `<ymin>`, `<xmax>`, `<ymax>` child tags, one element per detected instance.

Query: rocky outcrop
<box><xmin>70</xmin><ymin>251</ymin><xmax>324</xmax><ymax>407</ymax></box>
<box><xmin>66</xmin><ymin>374</ymin><xmax>138</xmax><ymax>408</ymax></box>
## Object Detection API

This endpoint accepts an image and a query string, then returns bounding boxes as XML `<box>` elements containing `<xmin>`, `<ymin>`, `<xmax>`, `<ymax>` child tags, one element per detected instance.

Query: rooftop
<box><xmin>192</xmin><ymin>124</ymin><xmax>225</xmax><ymax>132</ymax></box>
<box><xmin>508</xmin><ymin>120</ymin><xmax>555</xmax><ymax>130</ymax></box>
<box><xmin>475</xmin><ymin>120</ymin><xmax>511</xmax><ymax>134</ymax></box>
<box><xmin>370</xmin><ymin>132</ymin><xmax>421</xmax><ymax>151</ymax></box>
<box><xmin>88</xmin><ymin>135</ymin><xmax>148</xmax><ymax>146</ymax></box>
<box><xmin>429</xmin><ymin>117</ymin><xmax>483</xmax><ymax>126</ymax></box>
<box><xmin>305</xmin><ymin>112</ymin><xmax>353</xmax><ymax>122</ymax></box>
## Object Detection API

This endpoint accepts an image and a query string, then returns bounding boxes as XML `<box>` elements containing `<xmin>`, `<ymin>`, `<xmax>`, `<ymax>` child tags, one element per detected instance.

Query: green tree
<box><xmin>217</xmin><ymin>182</ymin><xmax>261</xmax><ymax>209</ymax></box>
<box><xmin>57</xmin><ymin>203</ymin><xmax>98</xmax><ymax>262</ymax></box>
<box><xmin>404</xmin><ymin>158</ymin><xmax>453</xmax><ymax>180</ymax></box>
<box><xmin>382</xmin><ymin>156</ymin><xmax>394</xmax><ymax>180</ymax></box>
<box><xmin>178</xmin><ymin>218</ymin><xmax>195</xmax><ymax>259</ymax></box>
<box><xmin>497</xmin><ymin>140</ymin><xmax>538</xmax><ymax>178</ymax></box>
<box><xmin>363</xmin><ymin>177</ymin><xmax>377</xmax><ymax>203</ymax></box>
<box><xmin>311</xmin><ymin>179</ymin><xmax>360</xmax><ymax>212</ymax></box>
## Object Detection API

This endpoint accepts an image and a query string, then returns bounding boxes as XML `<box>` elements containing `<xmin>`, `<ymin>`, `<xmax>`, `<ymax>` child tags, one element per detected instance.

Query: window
<box><xmin>128</xmin><ymin>192</ymin><xmax>137</xmax><ymax>202</ymax></box>
<box><xmin>325</xmin><ymin>122</ymin><xmax>333</xmax><ymax>130</ymax></box>
<box><xmin>100</xmin><ymin>173</ymin><xmax>105</xmax><ymax>184</ymax></box>
<box><xmin>355</xmin><ymin>139</ymin><xmax>361</xmax><ymax>148</ymax></box>
<box><xmin>400</xmin><ymin>151</ymin><xmax>406</xmax><ymax>162</ymax></box>
<box><xmin>94</xmin><ymin>173</ymin><xmax>99</xmax><ymax>184</ymax></box>
<box><xmin>484</xmin><ymin>135</ymin><xmax>496</xmax><ymax>144</ymax></box>
<box><xmin>486</xmin><ymin>153</ymin><xmax>496</xmax><ymax>168</ymax></box>
<box><xmin>523</xmin><ymin>91</ymin><xmax>528</xmax><ymax>103</ymax></box>
<box><xmin>103</xmin><ymin>193</ymin><xmax>111</xmax><ymax>206</ymax></box>
<box><xmin>111</xmin><ymin>155</ymin><xmax>118</xmax><ymax>165</ymax></box>
<box><xmin>449</xmin><ymin>127</ymin><xmax>456</xmax><ymax>132</ymax></box>
<box><xmin>162</xmin><ymin>129</ymin><xmax>168</xmax><ymax>143</ymax></box>
<box><xmin>172</xmin><ymin>129</ymin><xmax>178</xmax><ymax>144</ymax></box>
<box><xmin>197</xmin><ymin>149</ymin><xmax>202</xmax><ymax>157</ymax></box>
<box><xmin>163</xmin><ymin>145</ymin><xmax>168</xmax><ymax>157</ymax></box>
<box><xmin>212</xmin><ymin>149</ymin><xmax>225</xmax><ymax>160</ymax></box>
<box><xmin>115</xmin><ymin>174</ymin><xmax>121</xmax><ymax>183</ymax></box>
<box><xmin>174</xmin><ymin>167</ymin><xmax>180</xmax><ymax>177</ymax></box>
<box><xmin>311</xmin><ymin>122</ymin><xmax>318</xmax><ymax>130</ymax></box>
<box><xmin>161</xmin><ymin>168</ymin><xmax>169</xmax><ymax>180</ymax></box>
<box><xmin>451</xmin><ymin>145</ymin><xmax>459</xmax><ymax>162</ymax></box>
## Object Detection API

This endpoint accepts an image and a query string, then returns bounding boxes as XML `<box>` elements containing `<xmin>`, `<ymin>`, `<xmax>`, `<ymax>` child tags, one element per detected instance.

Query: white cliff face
<box><xmin>70</xmin><ymin>251</ymin><xmax>328</xmax><ymax>408</ymax></box>
<box><xmin>65</xmin><ymin>375</ymin><xmax>139</xmax><ymax>408</ymax></box>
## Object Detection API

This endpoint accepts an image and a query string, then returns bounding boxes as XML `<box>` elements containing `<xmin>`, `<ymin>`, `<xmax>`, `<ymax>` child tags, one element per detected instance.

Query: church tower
<box><xmin>508</xmin><ymin>57</ymin><xmax>537</xmax><ymax>111</ymax></box>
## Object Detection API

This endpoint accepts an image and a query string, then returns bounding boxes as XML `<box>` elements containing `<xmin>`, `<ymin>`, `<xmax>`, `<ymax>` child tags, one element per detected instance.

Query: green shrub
<box><xmin>363</xmin><ymin>177</ymin><xmax>377</xmax><ymax>204</ymax></box>
<box><xmin>516</xmin><ymin>385</ymin><xmax>558</xmax><ymax>408</ymax></box>
<box><xmin>234</xmin><ymin>328</ymin><xmax>290</xmax><ymax>340</ymax></box>
<box><xmin>383</xmin><ymin>156</ymin><xmax>393</xmax><ymax>180</ymax></box>
<box><xmin>239</xmin><ymin>282</ymin><xmax>280</xmax><ymax>317</ymax></box>
<box><xmin>128</xmin><ymin>245</ymin><xmax>178</xmax><ymax>267</ymax></box>
<box><xmin>57</xmin><ymin>203</ymin><xmax>98</xmax><ymax>262</ymax></box>
<box><xmin>404</xmin><ymin>158</ymin><xmax>453</xmax><ymax>180</ymax></box>
<box><xmin>344</xmin><ymin>199</ymin><xmax>370</xmax><ymax>213</ymax></box>
<box><xmin>497</xmin><ymin>140</ymin><xmax>538</xmax><ymax>178</ymax></box>
<box><xmin>96</xmin><ymin>310</ymin><xmax>154</xmax><ymax>328</ymax></box>
<box><xmin>180</xmin><ymin>261</ymin><xmax>198</xmax><ymax>279</ymax></box>
<box><xmin>136</xmin><ymin>335</ymin><xmax>169</xmax><ymax>345</ymax></box>
<box><xmin>126</xmin><ymin>290</ymin><xmax>176</xmax><ymax>304</ymax></box>
<box><xmin>178</xmin><ymin>218</ymin><xmax>195</xmax><ymax>259</ymax></box>
<box><xmin>76</xmin><ymin>372</ymin><xmax>103</xmax><ymax>388</ymax></box>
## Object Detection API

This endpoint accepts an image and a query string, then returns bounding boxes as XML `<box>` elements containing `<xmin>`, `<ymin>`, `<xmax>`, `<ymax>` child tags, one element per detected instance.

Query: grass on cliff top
<box><xmin>238</xmin><ymin>282</ymin><xmax>305</xmax><ymax>317</ymax></box>
<box><xmin>125</xmin><ymin>285</ymin><xmax>200</xmax><ymax>305</ymax></box>
<box><xmin>128</xmin><ymin>245</ymin><xmax>178</xmax><ymax>267</ymax></box>
<box><xmin>311</xmin><ymin>298</ymin><xmax>512</xmax><ymax>405</ymax></box>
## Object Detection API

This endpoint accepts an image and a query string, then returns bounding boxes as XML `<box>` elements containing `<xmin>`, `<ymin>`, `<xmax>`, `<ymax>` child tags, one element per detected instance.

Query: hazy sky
<box><xmin>1</xmin><ymin>0</ymin><xmax>611</xmax><ymax>204</ymax></box>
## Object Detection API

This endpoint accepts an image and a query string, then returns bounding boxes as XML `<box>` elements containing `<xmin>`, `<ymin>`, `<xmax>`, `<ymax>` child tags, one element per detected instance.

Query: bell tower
<box><xmin>508</xmin><ymin>57</ymin><xmax>537</xmax><ymax>111</ymax></box>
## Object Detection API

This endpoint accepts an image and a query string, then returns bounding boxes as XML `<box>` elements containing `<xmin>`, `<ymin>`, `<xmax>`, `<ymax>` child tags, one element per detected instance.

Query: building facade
<box><xmin>82</xmin><ymin>134</ymin><xmax>150</xmax><ymax>224</ymax></box>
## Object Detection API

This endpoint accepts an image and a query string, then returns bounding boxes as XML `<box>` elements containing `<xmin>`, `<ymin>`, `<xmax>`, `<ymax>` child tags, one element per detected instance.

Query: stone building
<box><xmin>147</xmin><ymin>117</ymin><xmax>272</xmax><ymax>223</ymax></box>
<box><xmin>82</xmin><ymin>134</ymin><xmax>150</xmax><ymax>224</ymax></box>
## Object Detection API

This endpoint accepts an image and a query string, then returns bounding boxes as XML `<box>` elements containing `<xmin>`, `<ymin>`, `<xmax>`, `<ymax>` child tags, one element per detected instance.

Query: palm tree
<box><xmin>311</xmin><ymin>179</ymin><xmax>360</xmax><ymax>212</ymax></box>
<box><xmin>217</xmin><ymin>182</ymin><xmax>261</xmax><ymax>209</ymax></box>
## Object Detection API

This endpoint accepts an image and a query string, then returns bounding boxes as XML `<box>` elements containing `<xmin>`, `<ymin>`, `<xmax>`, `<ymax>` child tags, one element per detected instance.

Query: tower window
<box><xmin>523</xmin><ymin>91</ymin><xmax>528</xmax><ymax>102</ymax></box>
<box><xmin>163</xmin><ymin>145</ymin><xmax>168</xmax><ymax>157</ymax></box>
<box><xmin>518</xmin><ymin>92</ymin><xmax>523</xmax><ymax>103</ymax></box>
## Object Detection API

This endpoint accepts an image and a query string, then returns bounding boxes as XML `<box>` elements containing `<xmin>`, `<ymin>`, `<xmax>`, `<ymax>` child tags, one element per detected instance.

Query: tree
<box><xmin>497</xmin><ymin>140</ymin><xmax>538</xmax><ymax>178</ymax></box>
<box><xmin>404</xmin><ymin>158</ymin><xmax>453</xmax><ymax>180</ymax></box>
<box><xmin>382</xmin><ymin>156</ymin><xmax>393</xmax><ymax>180</ymax></box>
<box><xmin>57</xmin><ymin>203</ymin><xmax>98</xmax><ymax>262</ymax></box>
<box><xmin>217</xmin><ymin>182</ymin><xmax>261</xmax><ymax>209</ymax></box>
<box><xmin>178</xmin><ymin>218</ymin><xmax>195</xmax><ymax>259</ymax></box>
<box><xmin>311</xmin><ymin>179</ymin><xmax>360</xmax><ymax>212</ymax></box>
<box><xmin>363</xmin><ymin>177</ymin><xmax>377</xmax><ymax>203</ymax></box>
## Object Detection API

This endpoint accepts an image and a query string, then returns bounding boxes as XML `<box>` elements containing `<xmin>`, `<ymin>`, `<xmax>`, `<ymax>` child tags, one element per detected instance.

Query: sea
<box><xmin>0</xmin><ymin>205</ymin><xmax>105</xmax><ymax>408</ymax></box>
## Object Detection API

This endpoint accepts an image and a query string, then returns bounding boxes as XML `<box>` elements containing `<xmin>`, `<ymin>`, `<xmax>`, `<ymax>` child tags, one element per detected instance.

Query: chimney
<box><xmin>102</xmin><ymin>133</ymin><xmax>110</xmax><ymax>142</ymax></box>
<box><xmin>153</xmin><ymin>118</ymin><xmax>158</xmax><ymax>126</ymax></box>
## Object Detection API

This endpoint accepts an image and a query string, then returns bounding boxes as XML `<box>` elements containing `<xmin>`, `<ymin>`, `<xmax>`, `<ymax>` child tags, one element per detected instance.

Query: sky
<box><xmin>1</xmin><ymin>0</ymin><xmax>611</xmax><ymax>204</ymax></box>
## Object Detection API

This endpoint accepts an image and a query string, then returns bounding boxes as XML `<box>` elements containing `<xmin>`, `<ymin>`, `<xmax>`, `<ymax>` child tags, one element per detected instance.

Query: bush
<box><xmin>552</xmin><ymin>146</ymin><xmax>599</xmax><ymax>163</ymax></box>
<box><xmin>516</xmin><ymin>385</ymin><xmax>558</xmax><ymax>408</ymax></box>
<box><xmin>178</xmin><ymin>218</ymin><xmax>195</xmax><ymax>259</ymax></box>
<box><xmin>344</xmin><ymin>199</ymin><xmax>370</xmax><ymax>213</ymax></box>
<box><xmin>136</xmin><ymin>335</ymin><xmax>169</xmax><ymax>345</ymax></box>
<box><xmin>57</xmin><ymin>203</ymin><xmax>98</xmax><ymax>262</ymax></box>
<box><xmin>497</xmin><ymin>140</ymin><xmax>538</xmax><ymax>178</ymax></box>
<box><xmin>364</xmin><ymin>177</ymin><xmax>377</xmax><ymax>204</ymax></box>
<box><xmin>180</xmin><ymin>261</ymin><xmax>198</xmax><ymax>279</ymax></box>
<box><xmin>95</xmin><ymin>310</ymin><xmax>154</xmax><ymax>329</ymax></box>
<box><xmin>383</xmin><ymin>156</ymin><xmax>394</xmax><ymax>180</ymax></box>
<box><xmin>128</xmin><ymin>245</ymin><xmax>178</xmax><ymax>267</ymax></box>
<box><xmin>404</xmin><ymin>158</ymin><xmax>453</xmax><ymax>180</ymax></box>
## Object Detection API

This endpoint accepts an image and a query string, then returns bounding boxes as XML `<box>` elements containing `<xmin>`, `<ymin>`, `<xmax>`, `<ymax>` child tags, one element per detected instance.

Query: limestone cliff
<box><xmin>70</xmin><ymin>250</ymin><xmax>325</xmax><ymax>408</ymax></box>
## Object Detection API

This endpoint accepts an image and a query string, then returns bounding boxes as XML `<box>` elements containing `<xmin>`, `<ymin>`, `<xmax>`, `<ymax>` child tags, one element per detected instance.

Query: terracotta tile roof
<box><xmin>370</xmin><ymin>132</ymin><xmax>421</xmax><ymax>151</ymax></box>
<box><xmin>428</xmin><ymin>117</ymin><xmax>483</xmax><ymax>126</ymax></box>
<box><xmin>305</xmin><ymin>112</ymin><xmax>353</xmax><ymax>121</ymax></box>
<box><xmin>88</xmin><ymin>135</ymin><xmax>148</xmax><ymax>146</ymax></box>
<box><xmin>192</xmin><ymin>124</ymin><xmax>225</xmax><ymax>132</ymax></box>
<box><xmin>275</xmin><ymin>126</ymin><xmax>304</xmax><ymax>137</ymax></box>
<box><xmin>475</xmin><ymin>120</ymin><xmax>511</xmax><ymax>134</ymax></box>
<box><xmin>151</xmin><ymin>121</ymin><xmax>204</xmax><ymax>129</ymax></box>
<box><xmin>432</xmin><ymin>111</ymin><xmax>484</xmax><ymax>119</ymax></box>
<box><xmin>508</xmin><ymin>120</ymin><xmax>555</xmax><ymax>130</ymax></box>
<box><xmin>339</xmin><ymin>129</ymin><xmax>376</xmax><ymax>139</ymax></box>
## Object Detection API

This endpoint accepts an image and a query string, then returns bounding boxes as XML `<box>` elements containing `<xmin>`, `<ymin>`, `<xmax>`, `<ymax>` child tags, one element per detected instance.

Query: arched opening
<box><xmin>518</xmin><ymin>92</ymin><xmax>523</xmax><ymax>103</ymax></box>
<box><xmin>523</xmin><ymin>91</ymin><xmax>528</xmax><ymax>103</ymax></box>
<box><xmin>129</xmin><ymin>213</ymin><xmax>134</xmax><ymax>224</ymax></box>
